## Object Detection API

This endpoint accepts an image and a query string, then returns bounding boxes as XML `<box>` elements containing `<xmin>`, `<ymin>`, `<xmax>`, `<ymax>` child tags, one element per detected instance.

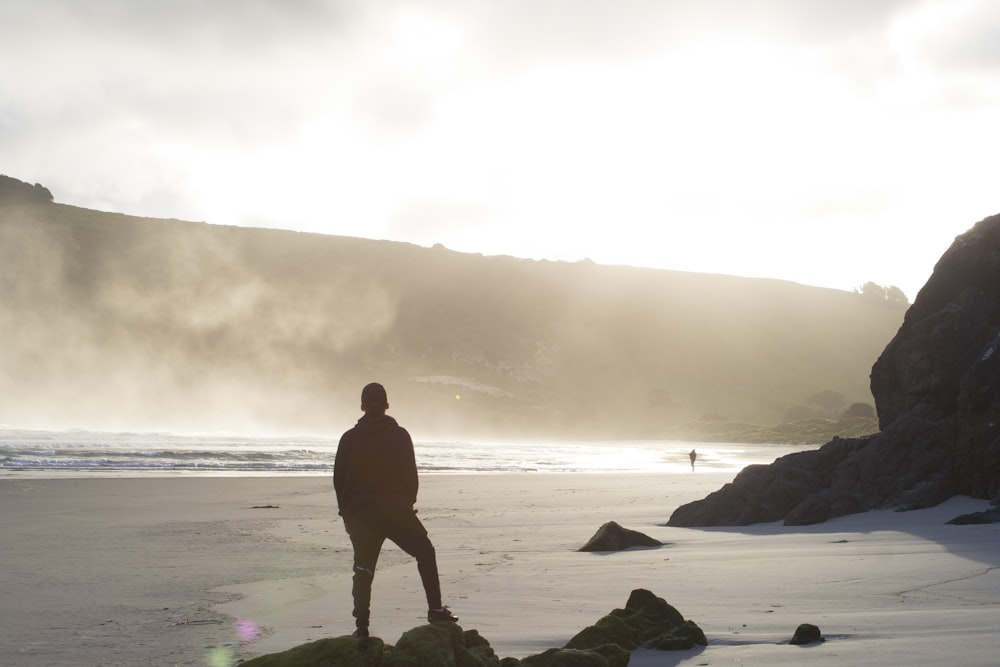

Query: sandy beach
<box><xmin>2</xmin><ymin>471</ymin><xmax>998</xmax><ymax>666</ymax></box>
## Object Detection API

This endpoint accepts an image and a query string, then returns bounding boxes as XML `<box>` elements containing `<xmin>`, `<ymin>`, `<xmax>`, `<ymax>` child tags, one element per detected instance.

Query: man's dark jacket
<box><xmin>334</xmin><ymin>413</ymin><xmax>419</xmax><ymax>517</ymax></box>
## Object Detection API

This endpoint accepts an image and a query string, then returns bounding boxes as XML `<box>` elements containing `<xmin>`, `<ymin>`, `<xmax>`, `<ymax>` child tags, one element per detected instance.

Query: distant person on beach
<box><xmin>689</xmin><ymin>449</ymin><xmax>697</xmax><ymax>471</ymax></box>
<box><xmin>333</xmin><ymin>382</ymin><xmax>458</xmax><ymax>639</ymax></box>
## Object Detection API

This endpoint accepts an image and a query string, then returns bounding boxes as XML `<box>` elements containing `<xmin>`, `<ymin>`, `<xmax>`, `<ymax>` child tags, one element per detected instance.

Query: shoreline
<box><xmin>0</xmin><ymin>428</ymin><xmax>820</xmax><ymax>478</ymax></box>
<box><xmin>2</xmin><ymin>473</ymin><xmax>998</xmax><ymax>666</ymax></box>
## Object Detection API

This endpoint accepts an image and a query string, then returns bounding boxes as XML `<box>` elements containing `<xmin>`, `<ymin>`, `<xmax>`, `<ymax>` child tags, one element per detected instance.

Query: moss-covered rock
<box><xmin>621</xmin><ymin>588</ymin><xmax>685</xmax><ymax>630</ymax></box>
<box><xmin>643</xmin><ymin>620</ymin><xmax>708</xmax><ymax>650</ymax></box>
<box><xmin>563</xmin><ymin>589</ymin><xmax>705</xmax><ymax>658</ymax></box>
<box><xmin>382</xmin><ymin>623</ymin><xmax>500</xmax><ymax>667</ymax></box>
<box><xmin>564</xmin><ymin>614</ymin><xmax>638</xmax><ymax>651</ymax></box>
<box><xmin>463</xmin><ymin>628</ymin><xmax>503</xmax><ymax>666</ymax></box>
<box><xmin>239</xmin><ymin>635</ymin><xmax>388</xmax><ymax>666</ymax></box>
<box><xmin>514</xmin><ymin>643</ymin><xmax>629</xmax><ymax>667</ymax></box>
<box><xmin>239</xmin><ymin>589</ymin><xmax>702</xmax><ymax>666</ymax></box>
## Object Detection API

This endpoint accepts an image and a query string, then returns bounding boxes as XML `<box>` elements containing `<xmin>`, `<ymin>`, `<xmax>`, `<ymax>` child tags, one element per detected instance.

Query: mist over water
<box><xmin>0</xmin><ymin>201</ymin><xmax>903</xmax><ymax>441</ymax></box>
<box><xmin>0</xmin><ymin>208</ymin><xmax>396</xmax><ymax>433</ymax></box>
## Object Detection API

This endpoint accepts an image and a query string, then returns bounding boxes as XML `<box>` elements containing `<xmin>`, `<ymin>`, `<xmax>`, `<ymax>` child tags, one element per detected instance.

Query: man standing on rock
<box><xmin>334</xmin><ymin>382</ymin><xmax>458</xmax><ymax>638</ymax></box>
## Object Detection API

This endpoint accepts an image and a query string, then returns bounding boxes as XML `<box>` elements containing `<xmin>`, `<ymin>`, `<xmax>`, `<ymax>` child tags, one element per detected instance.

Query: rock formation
<box><xmin>239</xmin><ymin>623</ymin><xmax>499</xmax><ymax>667</ymax></box>
<box><xmin>239</xmin><ymin>589</ymin><xmax>704</xmax><ymax>666</ymax></box>
<box><xmin>946</xmin><ymin>506</ymin><xmax>1000</xmax><ymax>525</ymax></box>
<box><xmin>502</xmin><ymin>644</ymin><xmax>629</xmax><ymax>667</ymax></box>
<box><xmin>669</xmin><ymin>213</ymin><xmax>1000</xmax><ymax>526</ymax></box>
<box><xmin>789</xmin><ymin>623</ymin><xmax>824</xmax><ymax>645</ymax></box>
<box><xmin>239</xmin><ymin>634</ymin><xmax>389</xmax><ymax>667</ymax></box>
<box><xmin>0</xmin><ymin>174</ymin><xmax>53</xmax><ymax>205</ymax></box>
<box><xmin>577</xmin><ymin>521</ymin><xmax>661</xmax><ymax>552</ymax></box>
<box><xmin>562</xmin><ymin>589</ymin><xmax>706</xmax><ymax>653</ymax></box>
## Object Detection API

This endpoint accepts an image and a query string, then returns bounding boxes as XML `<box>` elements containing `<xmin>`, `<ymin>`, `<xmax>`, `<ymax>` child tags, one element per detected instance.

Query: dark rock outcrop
<box><xmin>669</xmin><ymin>213</ymin><xmax>1000</xmax><ymax>526</ymax></box>
<box><xmin>384</xmin><ymin>623</ymin><xmax>500</xmax><ymax>667</ymax></box>
<box><xmin>946</xmin><ymin>506</ymin><xmax>1000</xmax><ymax>525</ymax></box>
<box><xmin>240</xmin><ymin>623</ymin><xmax>500</xmax><ymax>667</ymax></box>
<box><xmin>564</xmin><ymin>589</ymin><xmax>706</xmax><ymax>652</ymax></box>
<box><xmin>577</xmin><ymin>521</ymin><xmax>661</xmax><ymax>552</ymax></box>
<box><xmin>503</xmin><ymin>644</ymin><xmax>629</xmax><ymax>667</ymax></box>
<box><xmin>503</xmin><ymin>589</ymin><xmax>703</xmax><ymax>665</ymax></box>
<box><xmin>241</xmin><ymin>589</ymin><xmax>703</xmax><ymax>666</ymax></box>
<box><xmin>789</xmin><ymin>623</ymin><xmax>824</xmax><ymax>645</ymax></box>
<box><xmin>0</xmin><ymin>174</ymin><xmax>53</xmax><ymax>206</ymax></box>
<box><xmin>239</xmin><ymin>634</ymin><xmax>388</xmax><ymax>666</ymax></box>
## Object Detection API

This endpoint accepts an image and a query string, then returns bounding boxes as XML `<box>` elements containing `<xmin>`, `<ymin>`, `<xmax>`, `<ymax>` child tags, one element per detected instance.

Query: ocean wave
<box><xmin>0</xmin><ymin>429</ymin><xmax>811</xmax><ymax>477</ymax></box>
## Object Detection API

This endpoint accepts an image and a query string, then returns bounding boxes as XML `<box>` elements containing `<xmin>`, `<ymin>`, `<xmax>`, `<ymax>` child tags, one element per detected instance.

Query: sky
<box><xmin>3</xmin><ymin>0</ymin><xmax>1000</xmax><ymax>301</ymax></box>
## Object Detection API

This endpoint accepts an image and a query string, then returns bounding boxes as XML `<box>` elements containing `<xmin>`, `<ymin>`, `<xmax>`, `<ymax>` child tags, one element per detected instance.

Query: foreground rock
<box><xmin>386</xmin><ymin>623</ymin><xmax>500</xmax><ymax>666</ymax></box>
<box><xmin>577</xmin><ymin>522</ymin><xmax>661</xmax><ymax>552</ymax></box>
<box><xmin>240</xmin><ymin>634</ymin><xmax>390</xmax><ymax>666</ymax></box>
<box><xmin>240</xmin><ymin>589</ymin><xmax>704</xmax><ymax>666</ymax></box>
<box><xmin>562</xmin><ymin>589</ymin><xmax>706</xmax><ymax>653</ymax></box>
<box><xmin>502</xmin><ymin>644</ymin><xmax>629</xmax><ymax>667</ymax></box>
<box><xmin>240</xmin><ymin>623</ymin><xmax>499</xmax><ymax>667</ymax></box>
<box><xmin>669</xmin><ymin>213</ymin><xmax>1000</xmax><ymax>526</ymax></box>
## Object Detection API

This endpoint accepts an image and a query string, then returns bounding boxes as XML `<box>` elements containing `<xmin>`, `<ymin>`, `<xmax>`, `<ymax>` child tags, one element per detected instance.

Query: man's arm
<box><xmin>402</xmin><ymin>428</ymin><xmax>419</xmax><ymax>505</ymax></box>
<box><xmin>333</xmin><ymin>436</ymin><xmax>352</xmax><ymax>514</ymax></box>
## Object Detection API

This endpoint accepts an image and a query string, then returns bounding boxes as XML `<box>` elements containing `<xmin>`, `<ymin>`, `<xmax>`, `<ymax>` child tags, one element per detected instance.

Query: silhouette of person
<box><xmin>334</xmin><ymin>382</ymin><xmax>458</xmax><ymax>638</ymax></box>
<box><xmin>689</xmin><ymin>449</ymin><xmax>697</xmax><ymax>471</ymax></box>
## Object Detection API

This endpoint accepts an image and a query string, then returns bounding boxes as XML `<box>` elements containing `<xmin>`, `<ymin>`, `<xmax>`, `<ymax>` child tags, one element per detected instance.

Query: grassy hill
<box><xmin>0</xmin><ymin>178</ymin><xmax>906</xmax><ymax>439</ymax></box>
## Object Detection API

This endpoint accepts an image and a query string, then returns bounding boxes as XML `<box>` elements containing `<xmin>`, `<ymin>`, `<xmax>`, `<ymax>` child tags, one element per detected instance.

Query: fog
<box><xmin>0</xmin><ymin>207</ymin><xmax>399</xmax><ymax>434</ymax></box>
<box><xmin>0</xmin><ymin>196</ymin><xmax>910</xmax><ymax>438</ymax></box>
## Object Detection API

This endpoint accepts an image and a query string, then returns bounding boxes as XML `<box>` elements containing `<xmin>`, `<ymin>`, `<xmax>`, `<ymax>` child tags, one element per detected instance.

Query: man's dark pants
<box><xmin>344</xmin><ymin>506</ymin><xmax>442</xmax><ymax>628</ymax></box>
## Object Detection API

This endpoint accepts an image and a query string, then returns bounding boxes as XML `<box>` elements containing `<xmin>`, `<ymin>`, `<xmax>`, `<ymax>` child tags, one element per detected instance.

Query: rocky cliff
<box><xmin>668</xmin><ymin>213</ymin><xmax>1000</xmax><ymax>526</ymax></box>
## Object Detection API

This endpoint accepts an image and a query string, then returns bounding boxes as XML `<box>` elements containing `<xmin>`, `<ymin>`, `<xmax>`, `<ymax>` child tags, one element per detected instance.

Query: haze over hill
<box><xmin>0</xmin><ymin>176</ymin><xmax>907</xmax><ymax>439</ymax></box>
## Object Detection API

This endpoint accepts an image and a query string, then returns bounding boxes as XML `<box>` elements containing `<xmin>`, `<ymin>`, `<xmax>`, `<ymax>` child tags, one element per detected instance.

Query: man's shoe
<box><xmin>427</xmin><ymin>606</ymin><xmax>459</xmax><ymax>623</ymax></box>
<box><xmin>352</xmin><ymin>626</ymin><xmax>369</xmax><ymax>639</ymax></box>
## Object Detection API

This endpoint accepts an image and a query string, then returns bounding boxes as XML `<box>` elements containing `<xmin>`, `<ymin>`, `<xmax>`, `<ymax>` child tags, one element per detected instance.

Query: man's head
<box><xmin>361</xmin><ymin>382</ymin><xmax>389</xmax><ymax>413</ymax></box>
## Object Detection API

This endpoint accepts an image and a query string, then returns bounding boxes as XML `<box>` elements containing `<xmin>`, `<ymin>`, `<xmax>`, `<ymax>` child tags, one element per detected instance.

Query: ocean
<box><xmin>0</xmin><ymin>428</ymin><xmax>814</xmax><ymax>477</ymax></box>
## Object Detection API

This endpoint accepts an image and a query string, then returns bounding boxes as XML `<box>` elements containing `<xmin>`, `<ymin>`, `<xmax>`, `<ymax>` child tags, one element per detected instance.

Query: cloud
<box><xmin>0</xmin><ymin>205</ymin><xmax>401</xmax><ymax>431</ymax></box>
<box><xmin>473</xmin><ymin>0</ymin><xmax>916</xmax><ymax>66</ymax></box>
<box><xmin>892</xmin><ymin>0</ymin><xmax>1000</xmax><ymax>68</ymax></box>
<box><xmin>1</xmin><ymin>0</ymin><xmax>998</xmax><ymax>302</ymax></box>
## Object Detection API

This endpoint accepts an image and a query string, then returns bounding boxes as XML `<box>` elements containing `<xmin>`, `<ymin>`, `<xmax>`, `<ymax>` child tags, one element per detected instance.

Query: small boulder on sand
<box><xmin>789</xmin><ymin>623</ymin><xmax>824</xmax><ymax>645</ymax></box>
<box><xmin>578</xmin><ymin>521</ymin><xmax>661</xmax><ymax>552</ymax></box>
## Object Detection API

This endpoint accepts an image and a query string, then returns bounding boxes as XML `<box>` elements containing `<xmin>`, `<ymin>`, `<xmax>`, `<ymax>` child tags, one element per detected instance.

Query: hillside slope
<box><xmin>0</xmin><ymin>178</ymin><xmax>906</xmax><ymax>438</ymax></box>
